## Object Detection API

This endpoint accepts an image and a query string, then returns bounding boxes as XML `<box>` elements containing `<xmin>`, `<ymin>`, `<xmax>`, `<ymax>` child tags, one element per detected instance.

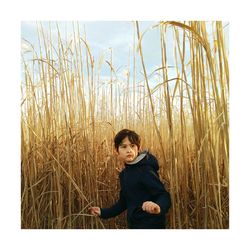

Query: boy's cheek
<box><xmin>116</xmin><ymin>153</ymin><xmax>125</xmax><ymax>162</ymax></box>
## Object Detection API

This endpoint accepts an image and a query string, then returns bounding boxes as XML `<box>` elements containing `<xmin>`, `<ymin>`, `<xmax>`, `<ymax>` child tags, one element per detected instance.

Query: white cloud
<box><xmin>21</xmin><ymin>40</ymin><xmax>32</xmax><ymax>53</ymax></box>
<box><xmin>108</xmin><ymin>31</ymin><xmax>133</xmax><ymax>48</ymax></box>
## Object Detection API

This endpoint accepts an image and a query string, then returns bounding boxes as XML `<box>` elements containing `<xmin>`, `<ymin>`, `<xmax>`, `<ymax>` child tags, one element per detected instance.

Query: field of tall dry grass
<box><xmin>21</xmin><ymin>21</ymin><xmax>229</xmax><ymax>229</ymax></box>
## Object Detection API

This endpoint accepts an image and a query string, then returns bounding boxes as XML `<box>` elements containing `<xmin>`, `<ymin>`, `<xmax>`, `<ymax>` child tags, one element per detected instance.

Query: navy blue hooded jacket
<box><xmin>100</xmin><ymin>151</ymin><xmax>171</xmax><ymax>229</ymax></box>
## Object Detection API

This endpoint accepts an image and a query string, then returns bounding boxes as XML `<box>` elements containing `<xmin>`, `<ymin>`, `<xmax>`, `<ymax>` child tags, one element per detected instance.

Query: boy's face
<box><xmin>117</xmin><ymin>136</ymin><xmax>139</xmax><ymax>163</ymax></box>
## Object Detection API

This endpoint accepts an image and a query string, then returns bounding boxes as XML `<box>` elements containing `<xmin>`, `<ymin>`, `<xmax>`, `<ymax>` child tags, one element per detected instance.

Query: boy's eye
<box><xmin>119</xmin><ymin>144</ymin><xmax>136</xmax><ymax>149</ymax></box>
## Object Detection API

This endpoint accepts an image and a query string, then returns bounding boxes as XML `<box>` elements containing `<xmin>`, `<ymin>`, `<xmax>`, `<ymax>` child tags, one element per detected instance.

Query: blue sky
<box><xmin>21</xmin><ymin>21</ymin><xmax>180</xmax><ymax>88</ymax></box>
<box><xmin>21</xmin><ymin>21</ymin><xmax>229</xmax><ymax>91</ymax></box>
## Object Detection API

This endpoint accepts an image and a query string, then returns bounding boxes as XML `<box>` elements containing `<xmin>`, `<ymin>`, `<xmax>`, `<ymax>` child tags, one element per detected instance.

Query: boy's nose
<box><xmin>127</xmin><ymin>147</ymin><xmax>132</xmax><ymax>152</ymax></box>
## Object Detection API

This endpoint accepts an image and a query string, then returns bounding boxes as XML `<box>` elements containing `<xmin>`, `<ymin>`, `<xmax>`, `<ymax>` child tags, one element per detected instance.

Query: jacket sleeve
<box><xmin>100</xmin><ymin>189</ymin><xmax>127</xmax><ymax>219</ymax></box>
<box><xmin>141</xmin><ymin>166</ymin><xmax>171</xmax><ymax>215</ymax></box>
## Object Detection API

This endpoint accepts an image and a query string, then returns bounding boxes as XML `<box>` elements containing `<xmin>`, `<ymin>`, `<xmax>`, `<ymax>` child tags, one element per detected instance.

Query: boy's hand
<box><xmin>142</xmin><ymin>201</ymin><xmax>161</xmax><ymax>214</ymax></box>
<box><xmin>89</xmin><ymin>206</ymin><xmax>101</xmax><ymax>216</ymax></box>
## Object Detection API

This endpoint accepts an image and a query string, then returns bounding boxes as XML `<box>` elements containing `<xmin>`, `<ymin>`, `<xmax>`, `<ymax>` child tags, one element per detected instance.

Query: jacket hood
<box><xmin>125</xmin><ymin>150</ymin><xmax>159</xmax><ymax>172</ymax></box>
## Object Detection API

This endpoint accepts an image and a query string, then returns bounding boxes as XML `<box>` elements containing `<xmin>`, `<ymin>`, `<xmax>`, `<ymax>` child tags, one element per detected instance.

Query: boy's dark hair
<box><xmin>114</xmin><ymin>129</ymin><xmax>141</xmax><ymax>151</ymax></box>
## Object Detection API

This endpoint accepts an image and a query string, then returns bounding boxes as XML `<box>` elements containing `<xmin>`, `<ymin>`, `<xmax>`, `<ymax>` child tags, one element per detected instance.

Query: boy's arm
<box><xmin>100</xmin><ymin>189</ymin><xmax>127</xmax><ymax>219</ymax></box>
<box><xmin>141</xmin><ymin>166</ymin><xmax>171</xmax><ymax>214</ymax></box>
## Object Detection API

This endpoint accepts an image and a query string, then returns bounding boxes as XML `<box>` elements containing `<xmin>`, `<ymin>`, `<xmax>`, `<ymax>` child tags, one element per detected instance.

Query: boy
<box><xmin>89</xmin><ymin>129</ymin><xmax>171</xmax><ymax>229</ymax></box>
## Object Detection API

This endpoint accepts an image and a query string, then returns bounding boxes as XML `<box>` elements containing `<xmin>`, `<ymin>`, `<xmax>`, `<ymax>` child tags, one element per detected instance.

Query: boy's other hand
<box><xmin>89</xmin><ymin>206</ymin><xmax>101</xmax><ymax>216</ymax></box>
<box><xmin>142</xmin><ymin>201</ymin><xmax>161</xmax><ymax>214</ymax></box>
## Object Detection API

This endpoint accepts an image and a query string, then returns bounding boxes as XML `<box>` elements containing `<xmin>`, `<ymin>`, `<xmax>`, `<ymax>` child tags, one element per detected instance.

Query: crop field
<box><xmin>21</xmin><ymin>21</ymin><xmax>229</xmax><ymax>229</ymax></box>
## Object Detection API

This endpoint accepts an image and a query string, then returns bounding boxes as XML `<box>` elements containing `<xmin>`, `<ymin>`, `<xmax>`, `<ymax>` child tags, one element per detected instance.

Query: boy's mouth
<box><xmin>127</xmin><ymin>154</ymin><xmax>133</xmax><ymax>158</ymax></box>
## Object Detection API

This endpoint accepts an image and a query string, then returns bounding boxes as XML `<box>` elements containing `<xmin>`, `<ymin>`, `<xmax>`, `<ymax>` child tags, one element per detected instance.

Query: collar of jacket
<box><xmin>125</xmin><ymin>150</ymin><xmax>148</xmax><ymax>166</ymax></box>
